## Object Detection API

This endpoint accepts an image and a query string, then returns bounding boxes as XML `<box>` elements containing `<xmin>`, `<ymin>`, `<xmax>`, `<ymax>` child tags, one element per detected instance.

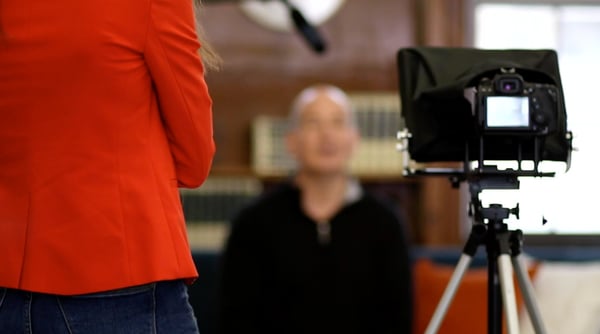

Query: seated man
<box><xmin>217</xmin><ymin>84</ymin><xmax>413</xmax><ymax>334</ymax></box>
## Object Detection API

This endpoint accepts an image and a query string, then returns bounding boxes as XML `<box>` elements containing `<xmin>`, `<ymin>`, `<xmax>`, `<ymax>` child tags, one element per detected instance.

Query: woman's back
<box><xmin>0</xmin><ymin>0</ymin><xmax>215</xmax><ymax>295</ymax></box>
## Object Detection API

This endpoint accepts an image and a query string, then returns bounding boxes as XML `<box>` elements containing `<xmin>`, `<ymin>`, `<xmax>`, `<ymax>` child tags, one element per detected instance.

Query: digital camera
<box><xmin>476</xmin><ymin>73</ymin><xmax>560</xmax><ymax>136</ymax></box>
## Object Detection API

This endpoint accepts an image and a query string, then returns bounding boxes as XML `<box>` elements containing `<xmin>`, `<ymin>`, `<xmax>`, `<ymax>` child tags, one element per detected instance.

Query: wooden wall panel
<box><xmin>416</xmin><ymin>0</ymin><xmax>466</xmax><ymax>46</ymax></box>
<box><xmin>414</xmin><ymin>0</ymin><xmax>467</xmax><ymax>245</ymax></box>
<box><xmin>198</xmin><ymin>0</ymin><xmax>468</xmax><ymax>245</ymax></box>
<box><xmin>201</xmin><ymin>0</ymin><xmax>416</xmax><ymax>168</ymax></box>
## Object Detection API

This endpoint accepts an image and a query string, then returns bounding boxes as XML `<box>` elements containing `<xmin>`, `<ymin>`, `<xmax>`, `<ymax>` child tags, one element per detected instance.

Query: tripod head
<box><xmin>467</xmin><ymin>169</ymin><xmax>522</xmax><ymax>227</ymax></box>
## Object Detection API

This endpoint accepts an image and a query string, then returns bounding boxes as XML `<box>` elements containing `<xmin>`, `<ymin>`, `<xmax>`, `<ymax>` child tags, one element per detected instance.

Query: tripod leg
<box><xmin>512</xmin><ymin>255</ymin><xmax>547</xmax><ymax>334</ymax></box>
<box><xmin>425</xmin><ymin>254</ymin><xmax>473</xmax><ymax>334</ymax></box>
<box><xmin>498</xmin><ymin>254</ymin><xmax>520</xmax><ymax>334</ymax></box>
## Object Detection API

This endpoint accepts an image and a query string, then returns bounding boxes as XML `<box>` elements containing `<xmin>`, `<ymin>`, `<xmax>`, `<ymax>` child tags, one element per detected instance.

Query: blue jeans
<box><xmin>0</xmin><ymin>280</ymin><xmax>200</xmax><ymax>334</ymax></box>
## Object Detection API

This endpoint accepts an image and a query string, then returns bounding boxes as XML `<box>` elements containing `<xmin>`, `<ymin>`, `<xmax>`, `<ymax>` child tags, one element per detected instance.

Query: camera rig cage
<box><xmin>395</xmin><ymin>48</ymin><xmax>574</xmax><ymax>334</ymax></box>
<box><xmin>396</xmin><ymin>47</ymin><xmax>572</xmax><ymax>177</ymax></box>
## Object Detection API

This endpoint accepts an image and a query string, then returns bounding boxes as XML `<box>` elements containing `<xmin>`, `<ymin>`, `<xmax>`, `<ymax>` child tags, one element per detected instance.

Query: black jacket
<box><xmin>217</xmin><ymin>181</ymin><xmax>413</xmax><ymax>334</ymax></box>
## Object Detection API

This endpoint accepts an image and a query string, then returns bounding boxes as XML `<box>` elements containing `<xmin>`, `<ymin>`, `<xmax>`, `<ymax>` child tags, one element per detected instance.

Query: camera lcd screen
<box><xmin>486</xmin><ymin>96</ymin><xmax>530</xmax><ymax>128</ymax></box>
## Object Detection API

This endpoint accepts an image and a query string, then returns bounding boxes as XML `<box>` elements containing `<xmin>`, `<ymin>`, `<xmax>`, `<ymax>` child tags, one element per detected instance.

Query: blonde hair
<box><xmin>193</xmin><ymin>0</ymin><xmax>222</xmax><ymax>71</ymax></box>
<box><xmin>288</xmin><ymin>84</ymin><xmax>355</xmax><ymax>130</ymax></box>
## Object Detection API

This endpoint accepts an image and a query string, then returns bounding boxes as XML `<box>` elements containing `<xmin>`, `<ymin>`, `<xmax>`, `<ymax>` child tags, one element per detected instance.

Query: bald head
<box><xmin>285</xmin><ymin>84</ymin><xmax>359</xmax><ymax>176</ymax></box>
<box><xmin>288</xmin><ymin>84</ymin><xmax>355</xmax><ymax>130</ymax></box>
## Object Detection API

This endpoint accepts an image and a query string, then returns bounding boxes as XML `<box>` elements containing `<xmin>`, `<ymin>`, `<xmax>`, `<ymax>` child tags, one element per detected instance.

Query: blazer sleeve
<box><xmin>144</xmin><ymin>0</ymin><xmax>216</xmax><ymax>188</ymax></box>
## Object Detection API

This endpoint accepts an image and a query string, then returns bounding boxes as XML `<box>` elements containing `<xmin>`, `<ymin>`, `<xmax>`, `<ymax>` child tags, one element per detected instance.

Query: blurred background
<box><xmin>184</xmin><ymin>0</ymin><xmax>600</xmax><ymax>251</ymax></box>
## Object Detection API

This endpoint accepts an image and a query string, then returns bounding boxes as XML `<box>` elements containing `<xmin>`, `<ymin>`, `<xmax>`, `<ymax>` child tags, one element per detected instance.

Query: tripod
<box><xmin>424</xmin><ymin>176</ymin><xmax>547</xmax><ymax>334</ymax></box>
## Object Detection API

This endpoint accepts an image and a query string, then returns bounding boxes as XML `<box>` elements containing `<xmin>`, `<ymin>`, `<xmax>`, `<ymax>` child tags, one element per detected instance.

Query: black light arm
<box><xmin>204</xmin><ymin>0</ymin><xmax>328</xmax><ymax>54</ymax></box>
<box><xmin>279</xmin><ymin>0</ymin><xmax>327</xmax><ymax>54</ymax></box>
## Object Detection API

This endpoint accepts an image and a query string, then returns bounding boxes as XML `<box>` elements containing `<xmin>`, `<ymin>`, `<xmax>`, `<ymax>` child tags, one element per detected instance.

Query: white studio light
<box><xmin>239</xmin><ymin>0</ymin><xmax>345</xmax><ymax>32</ymax></box>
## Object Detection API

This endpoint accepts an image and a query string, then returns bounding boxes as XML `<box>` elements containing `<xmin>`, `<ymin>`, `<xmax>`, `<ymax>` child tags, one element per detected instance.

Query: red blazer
<box><xmin>0</xmin><ymin>0</ymin><xmax>215</xmax><ymax>295</ymax></box>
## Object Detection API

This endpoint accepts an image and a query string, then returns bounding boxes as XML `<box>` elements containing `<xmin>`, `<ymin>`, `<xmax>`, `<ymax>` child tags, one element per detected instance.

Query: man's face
<box><xmin>286</xmin><ymin>93</ymin><xmax>358</xmax><ymax>175</ymax></box>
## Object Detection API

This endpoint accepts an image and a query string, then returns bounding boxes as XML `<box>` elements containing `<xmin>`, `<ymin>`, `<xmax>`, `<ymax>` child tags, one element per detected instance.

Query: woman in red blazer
<box><xmin>0</xmin><ymin>0</ymin><xmax>217</xmax><ymax>332</ymax></box>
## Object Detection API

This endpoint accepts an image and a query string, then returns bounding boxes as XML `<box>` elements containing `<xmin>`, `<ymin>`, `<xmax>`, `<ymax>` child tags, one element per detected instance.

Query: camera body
<box><xmin>476</xmin><ymin>73</ymin><xmax>560</xmax><ymax>136</ymax></box>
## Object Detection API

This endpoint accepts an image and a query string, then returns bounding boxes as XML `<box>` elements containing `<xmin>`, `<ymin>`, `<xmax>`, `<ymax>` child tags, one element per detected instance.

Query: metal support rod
<box><xmin>424</xmin><ymin>254</ymin><xmax>474</xmax><ymax>334</ymax></box>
